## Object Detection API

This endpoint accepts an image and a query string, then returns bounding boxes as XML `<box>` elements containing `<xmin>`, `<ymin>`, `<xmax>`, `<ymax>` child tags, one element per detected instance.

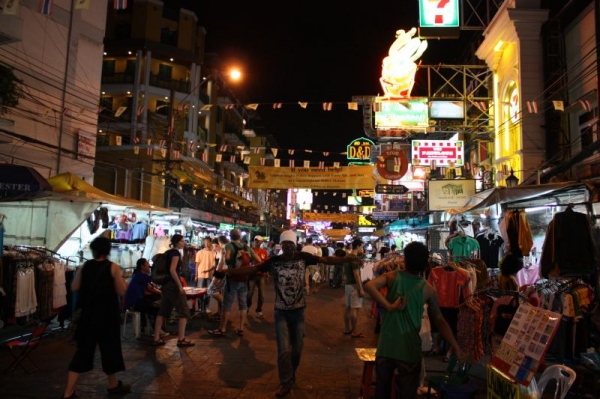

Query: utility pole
<box><xmin>164</xmin><ymin>88</ymin><xmax>176</xmax><ymax>208</ymax></box>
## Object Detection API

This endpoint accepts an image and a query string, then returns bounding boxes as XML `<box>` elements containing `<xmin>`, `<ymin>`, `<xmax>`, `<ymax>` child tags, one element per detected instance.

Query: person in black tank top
<box><xmin>61</xmin><ymin>237</ymin><xmax>130</xmax><ymax>398</ymax></box>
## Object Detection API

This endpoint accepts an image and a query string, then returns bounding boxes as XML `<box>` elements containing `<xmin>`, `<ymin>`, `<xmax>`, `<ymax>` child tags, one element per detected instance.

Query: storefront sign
<box><xmin>219</xmin><ymin>223</ymin><xmax>234</xmax><ymax>231</ymax></box>
<box><xmin>429</xmin><ymin>100</ymin><xmax>464</xmax><ymax>119</ymax></box>
<box><xmin>77</xmin><ymin>130</ymin><xmax>95</xmax><ymax>161</ymax></box>
<box><xmin>372</xmin><ymin>211</ymin><xmax>400</xmax><ymax>220</ymax></box>
<box><xmin>412</xmin><ymin>140</ymin><xmax>464</xmax><ymax>166</ymax></box>
<box><xmin>248</xmin><ymin>166</ymin><xmax>375</xmax><ymax>189</ymax></box>
<box><xmin>375</xmin><ymin>184</ymin><xmax>408</xmax><ymax>194</ymax></box>
<box><xmin>303</xmin><ymin>212</ymin><xmax>358</xmax><ymax>224</ymax></box>
<box><xmin>428</xmin><ymin>179</ymin><xmax>475</xmax><ymax>211</ymax></box>
<box><xmin>487</xmin><ymin>365</ymin><xmax>520</xmax><ymax>399</ymax></box>
<box><xmin>376</xmin><ymin>150</ymin><xmax>409</xmax><ymax>181</ymax></box>
<box><xmin>419</xmin><ymin>0</ymin><xmax>460</xmax><ymax>27</ymax></box>
<box><xmin>347</xmin><ymin>137</ymin><xmax>374</xmax><ymax>161</ymax></box>
<box><xmin>374</xmin><ymin>98</ymin><xmax>429</xmax><ymax>129</ymax></box>
<box><xmin>358</xmin><ymin>227</ymin><xmax>376</xmax><ymax>233</ymax></box>
<box><xmin>358</xmin><ymin>215</ymin><xmax>376</xmax><ymax>226</ymax></box>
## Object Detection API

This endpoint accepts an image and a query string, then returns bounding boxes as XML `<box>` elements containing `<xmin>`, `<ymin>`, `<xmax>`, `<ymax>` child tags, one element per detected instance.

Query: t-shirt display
<box><xmin>476</xmin><ymin>230</ymin><xmax>504</xmax><ymax>269</ymax></box>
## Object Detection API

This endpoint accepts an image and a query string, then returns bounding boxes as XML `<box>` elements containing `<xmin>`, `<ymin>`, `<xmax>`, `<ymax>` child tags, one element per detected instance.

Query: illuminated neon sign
<box><xmin>419</xmin><ymin>0</ymin><xmax>460</xmax><ymax>28</ymax></box>
<box><xmin>374</xmin><ymin>98</ymin><xmax>429</xmax><ymax>129</ymax></box>
<box><xmin>380</xmin><ymin>28</ymin><xmax>427</xmax><ymax>98</ymax></box>
<box><xmin>412</xmin><ymin>140</ymin><xmax>464</xmax><ymax>166</ymax></box>
<box><xmin>346</xmin><ymin>137</ymin><xmax>375</xmax><ymax>161</ymax></box>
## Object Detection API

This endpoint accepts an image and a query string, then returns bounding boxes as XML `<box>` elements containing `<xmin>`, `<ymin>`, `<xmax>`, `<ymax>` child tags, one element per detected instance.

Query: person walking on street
<box><xmin>195</xmin><ymin>236</ymin><xmax>216</xmax><ymax>313</ymax></box>
<box><xmin>247</xmin><ymin>235</ymin><xmax>269</xmax><ymax>318</ymax></box>
<box><xmin>208</xmin><ymin>229</ymin><xmax>261</xmax><ymax>337</ymax></box>
<box><xmin>214</xmin><ymin>230</ymin><xmax>363</xmax><ymax>398</ymax></box>
<box><xmin>343</xmin><ymin>238</ymin><xmax>366</xmax><ymax>338</ymax></box>
<box><xmin>152</xmin><ymin>234</ymin><xmax>194</xmax><ymax>347</ymax></box>
<box><xmin>301</xmin><ymin>237</ymin><xmax>319</xmax><ymax>294</ymax></box>
<box><xmin>207</xmin><ymin>236</ymin><xmax>229</xmax><ymax>321</ymax></box>
<box><xmin>61</xmin><ymin>236</ymin><xmax>130</xmax><ymax>399</ymax></box>
<box><xmin>365</xmin><ymin>241</ymin><xmax>466</xmax><ymax>399</ymax></box>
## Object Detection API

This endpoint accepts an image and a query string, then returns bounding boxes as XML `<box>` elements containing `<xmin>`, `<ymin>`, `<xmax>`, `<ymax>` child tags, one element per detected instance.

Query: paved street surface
<box><xmin>0</xmin><ymin>280</ymin><xmax>491</xmax><ymax>398</ymax></box>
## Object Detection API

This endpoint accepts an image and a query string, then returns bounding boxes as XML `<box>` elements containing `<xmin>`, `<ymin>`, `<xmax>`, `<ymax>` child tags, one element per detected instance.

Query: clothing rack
<box><xmin>466</xmin><ymin>287</ymin><xmax>528</xmax><ymax>302</ymax></box>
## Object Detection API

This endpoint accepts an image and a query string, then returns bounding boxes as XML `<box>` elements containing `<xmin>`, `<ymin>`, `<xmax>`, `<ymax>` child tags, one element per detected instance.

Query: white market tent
<box><xmin>445</xmin><ymin>181</ymin><xmax>594</xmax><ymax>215</ymax></box>
<box><xmin>0</xmin><ymin>172</ymin><xmax>169</xmax><ymax>251</ymax></box>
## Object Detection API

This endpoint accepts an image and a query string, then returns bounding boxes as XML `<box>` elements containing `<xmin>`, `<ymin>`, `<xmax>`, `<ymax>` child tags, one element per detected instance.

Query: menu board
<box><xmin>491</xmin><ymin>303</ymin><xmax>561</xmax><ymax>387</ymax></box>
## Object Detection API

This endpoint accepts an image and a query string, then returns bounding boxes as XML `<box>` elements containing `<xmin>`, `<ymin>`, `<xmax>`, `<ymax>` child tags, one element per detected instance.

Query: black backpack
<box><xmin>151</xmin><ymin>252</ymin><xmax>169</xmax><ymax>285</ymax></box>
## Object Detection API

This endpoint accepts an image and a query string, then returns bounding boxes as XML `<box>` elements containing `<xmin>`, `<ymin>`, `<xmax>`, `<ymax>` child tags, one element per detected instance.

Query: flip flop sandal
<box><xmin>343</xmin><ymin>330</ymin><xmax>353</xmax><ymax>335</ymax></box>
<box><xmin>351</xmin><ymin>332</ymin><xmax>365</xmax><ymax>338</ymax></box>
<box><xmin>236</xmin><ymin>329</ymin><xmax>244</xmax><ymax>336</ymax></box>
<box><xmin>177</xmin><ymin>338</ymin><xmax>195</xmax><ymax>347</ymax></box>
<box><xmin>151</xmin><ymin>339</ymin><xmax>166</xmax><ymax>346</ymax></box>
<box><xmin>208</xmin><ymin>329</ymin><xmax>226</xmax><ymax>337</ymax></box>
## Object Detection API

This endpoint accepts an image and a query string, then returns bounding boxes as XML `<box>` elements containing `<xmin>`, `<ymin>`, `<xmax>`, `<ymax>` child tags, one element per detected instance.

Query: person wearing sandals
<box><xmin>61</xmin><ymin>236</ymin><xmax>131</xmax><ymax>399</ymax></box>
<box><xmin>206</xmin><ymin>235</ymin><xmax>229</xmax><ymax>321</ymax></box>
<box><xmin>214</xmin><ymin>230</ymin><xmax>363</xmax><ymax>398</ymax></box>
<box><xmin>152</xmin><ymin>234</ymin><xmax>194</xmax><ymax>347</ymax></box>
<box><xmin>208</xmin><ymin>229</ymin><xmax>261</xmax><ymax>338</ymax></box>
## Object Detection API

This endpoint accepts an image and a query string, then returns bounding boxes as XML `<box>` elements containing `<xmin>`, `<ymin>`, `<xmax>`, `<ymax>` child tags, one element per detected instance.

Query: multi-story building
<box><xmin>97</xmin><ymin>0</ymin><xmax>267</xmax><ymax>228</ymax></box>
<box><xmin>0</xmin><ymin>0</ymin><xmax>107</xmax><ymax>180</ymax></box>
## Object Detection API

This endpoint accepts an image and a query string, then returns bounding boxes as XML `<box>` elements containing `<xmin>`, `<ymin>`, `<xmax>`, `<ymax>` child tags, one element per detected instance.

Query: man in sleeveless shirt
<box><xmin>365</xmin><ymin>241</ymin><xmax>466</xmax><ymax>399</ymax></box>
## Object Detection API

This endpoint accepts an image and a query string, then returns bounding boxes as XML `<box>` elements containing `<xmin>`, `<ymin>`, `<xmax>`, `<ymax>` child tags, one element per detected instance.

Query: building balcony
<box><xmin>0</xmin><ymin>13</ymin><xmax>23</xmax><ymax>45</ymax></box>
<box><xmin>101</xmin><ymin>72</ymin><xmax>191</xmax><ymax>94</ymax></box>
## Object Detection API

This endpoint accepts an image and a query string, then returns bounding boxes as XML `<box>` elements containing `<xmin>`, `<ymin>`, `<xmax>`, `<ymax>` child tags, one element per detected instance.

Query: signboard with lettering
<box><xmin>77</xmin><ymin>130</ymin><xmax>95</xmax><ymax>161</ymax></box>
<box><xmin>248</xmin><ymin>166</ymin><xmax>375</xmax><ymax>190</ymax></box>
<box><xmin>375</xmin><ymin>184</ymin><xmax>409</xmax><ymax>195</ymax></box>
<box><xmin>412</xmin><ymin>140</ymin><xmax>464</xmax><ymax>166</ymax></box>
<box><xmin>374</xmin><ymin>98</ymin><xmax>429</xmax><ymax>129</ymax></box>
<box><xmin>419</xmin><ymin>0</ymin><xmax>460</xmax><ymax>27</ymax></box>
<box><xmin>418</xmin><ymin>0</ymin><xmax>460</xmax><ymax>39</ymax></box>
<box><xmin>428</xmin><ymin>179</ymin><xmax>475</xmax><ymax>211</ymax></box>
<box><xmin>347</xmin><ymin>137</ymin><xmax>374</xmax><ymax>161</ymax></box>
<box><xmin>376</xmin><ymin>150</ymin><xmax>409</xmax><ymax>181</ymax></box>
<box><xmin>491</xmin><ymin>303</ymin><xmax>561</xmax><ymax>387</ymax></box>
<box><xmin>487</xmin><ymin>366</ymin><xmax>520</xmax><ymax>399</ymax></box>
<box><xmin>372</xmin><ymin>211</ymin><xmax>400</xmax><ymax>221</ymax></box>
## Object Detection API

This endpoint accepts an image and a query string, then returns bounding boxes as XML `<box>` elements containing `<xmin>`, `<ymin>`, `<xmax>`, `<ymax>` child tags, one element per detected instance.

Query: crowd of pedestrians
<box><xmin>60</xmin><ymin>231</ymin><xmax>465</xmax><ymax>399</ymax></box>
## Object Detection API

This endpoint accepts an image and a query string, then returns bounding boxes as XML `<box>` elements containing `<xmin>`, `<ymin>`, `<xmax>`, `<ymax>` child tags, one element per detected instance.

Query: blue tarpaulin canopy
<box><xmin>0</xmin><ymin>164</ymin><xmax>52</xmax><ymax>199</ymax></box>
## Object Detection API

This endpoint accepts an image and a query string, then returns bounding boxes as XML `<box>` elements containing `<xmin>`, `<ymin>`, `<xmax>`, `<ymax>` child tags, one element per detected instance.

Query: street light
<box><xmin>163</xmin><ymin>67</ymin><xmax>243</xmax><ymax>208</ymax></box>
<box><xmin>505</xmin><ymin>169</ymin><xmax>519</xmax><ymax>188</ymax></box>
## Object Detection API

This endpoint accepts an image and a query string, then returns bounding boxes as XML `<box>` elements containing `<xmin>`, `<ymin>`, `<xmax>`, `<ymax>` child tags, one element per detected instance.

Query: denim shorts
<box><xmin>222</xmin><ymin>279</ymin><xmax>248</xmax><ymax>312</ymax></box>
<box><xmin>345</xmin><ymin>284</ymin><xmax>363</xmax><ymax>308</ymax></box>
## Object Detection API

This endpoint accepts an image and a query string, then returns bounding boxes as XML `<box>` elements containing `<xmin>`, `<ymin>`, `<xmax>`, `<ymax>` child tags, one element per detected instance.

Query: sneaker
<box><xmin>107</xmin><ymin>380</ymin><xmax>131</xmax><ymax>395</ymax></box>
<box><xmin>205</xmin><ymin>309</ymin><xmax>212</xmax><ymax>315</ymax></box>
<box><xmin>256</xmin><ymin>312</ymin><xmax>264</xmax><ymax>318</ymax></box>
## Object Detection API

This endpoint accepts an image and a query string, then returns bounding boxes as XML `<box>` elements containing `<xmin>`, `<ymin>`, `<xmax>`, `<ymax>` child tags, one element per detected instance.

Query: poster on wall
<box><xmin>427</xmin><ymin>179</ymin><xmax>475</xmax><ymax>211</ymax></box>
<box><xmin>491</xmin><ymin>303</ymin><xmax>561</xmax><ymax>387</ymax></box>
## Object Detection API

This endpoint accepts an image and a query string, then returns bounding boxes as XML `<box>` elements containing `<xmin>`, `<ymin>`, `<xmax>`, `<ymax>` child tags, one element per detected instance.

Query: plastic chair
<box><xmin>2</xmin><ymin>323</ymin><xmax>49</xmax><ymax>374</ymax></box>
<box><xmin>122</xmin><ymin>309</ymin><xmax>141</xmax><ymax>338</ymax></box>
<box><xmin>426</xmin><ymin>355</ymin><xmax>471</xmax><ymax>399</ymax></box>
<box><xmin>536</xmin><ymin>364</ymin><xmax>576</xmax><ymax>399</ymax></box>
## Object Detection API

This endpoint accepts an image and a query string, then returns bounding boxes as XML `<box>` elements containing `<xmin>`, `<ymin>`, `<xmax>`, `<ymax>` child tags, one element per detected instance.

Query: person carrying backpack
<box><xmin>151</xmin><ymin>234</ymin><xmax>194</xmax><ymax>347</ymax></box>
<box><xmin>208</xmin><ymin>229</ymin><xmax>261</xmax><ymax>337</ymax></box>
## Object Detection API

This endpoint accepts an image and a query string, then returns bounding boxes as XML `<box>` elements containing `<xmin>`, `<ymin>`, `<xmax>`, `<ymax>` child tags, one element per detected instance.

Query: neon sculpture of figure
<box><xmin>380</xmin><ymin>28</ymin><xmax>428</xmax><ymax>98</ymax></box>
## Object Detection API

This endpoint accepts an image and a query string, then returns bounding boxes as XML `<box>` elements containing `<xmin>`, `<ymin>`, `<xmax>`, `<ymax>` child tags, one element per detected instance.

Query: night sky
<box><xmin>174</xmin><ymin>1</ymin><xmax>477</xmax><ymax>153</ymax></box>
<box><xmin>171</xmin><ymin>1</ymin><xmax>479</xmax><ymax>210</ymax></box>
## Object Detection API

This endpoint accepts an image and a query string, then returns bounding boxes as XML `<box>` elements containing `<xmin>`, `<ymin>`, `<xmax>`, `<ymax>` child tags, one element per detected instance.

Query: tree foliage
<box><xmin>0</xmin><ymin>64</ymin><xmax>24</xmax><ymax>114</ymax></box>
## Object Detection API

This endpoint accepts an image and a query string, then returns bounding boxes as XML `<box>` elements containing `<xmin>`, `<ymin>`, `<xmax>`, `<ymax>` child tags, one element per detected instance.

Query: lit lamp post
<box><xmin>162</xmin><ymin>67</ymin><xmax>242</xmax><ymax>208</ymax></box>
<box><xmin>505</xmin><ymin>169</ymin><xmax>519</xmax><ymax>188</ymax></box>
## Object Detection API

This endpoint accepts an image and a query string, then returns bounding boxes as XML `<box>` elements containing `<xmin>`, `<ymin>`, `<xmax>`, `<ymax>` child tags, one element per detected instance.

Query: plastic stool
<box><xmin>122</xmin><ymin>310</ymin><xmax>141</xmax><ymax>338</ymax></box>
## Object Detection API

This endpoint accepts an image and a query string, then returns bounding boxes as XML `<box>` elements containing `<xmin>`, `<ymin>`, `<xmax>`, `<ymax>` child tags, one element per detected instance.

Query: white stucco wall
<box><xmin>0</xmin><ymin>0</ymin><xmax>107</xmax><ymax>182</ymax></box>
